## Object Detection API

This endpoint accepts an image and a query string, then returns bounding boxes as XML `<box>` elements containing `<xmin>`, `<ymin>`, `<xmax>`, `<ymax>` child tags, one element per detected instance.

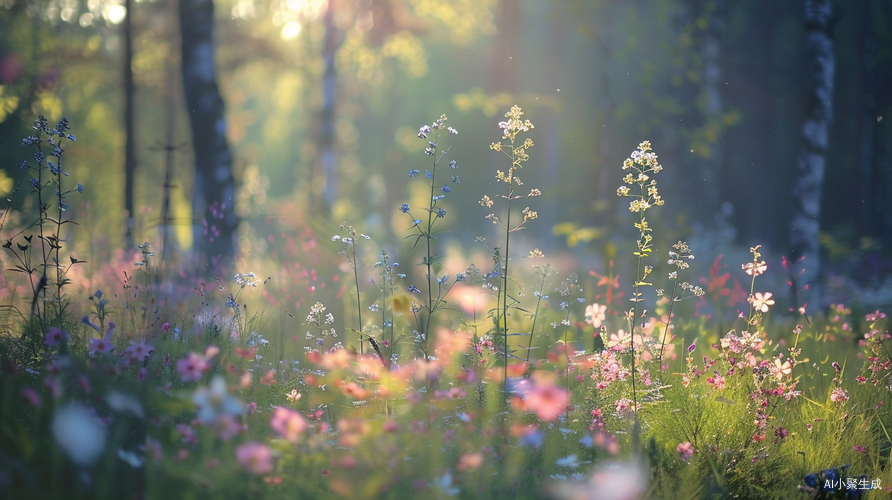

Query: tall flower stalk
<box><xmin>656</xmin><ymin>241</ymin><xmax>704</xmax><ymax>370</ymax></box>
<box><xmin>616</xmin><ymin>141</ymin><xmax>664</xmax><ymax>413</ymax></box>
<box><xmin>484</xmin><ymin>106</ymin><xmax>542</xmax><ymax>387</ymax></box>
<box><xmin>399</xmin><ymin>115</ymin><xmax>461</xmax><ymax>359</ymax></box>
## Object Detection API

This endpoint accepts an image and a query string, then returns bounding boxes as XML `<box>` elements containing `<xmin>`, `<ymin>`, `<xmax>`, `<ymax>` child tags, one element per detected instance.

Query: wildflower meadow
<box><xmin>0</xmin><ymin>107</ymin><xmax>890</xmax><ymax>500</ymax></box>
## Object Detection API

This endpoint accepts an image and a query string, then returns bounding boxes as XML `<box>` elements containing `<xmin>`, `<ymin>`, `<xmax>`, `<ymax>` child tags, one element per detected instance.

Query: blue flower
<box><xmin>407</xmin><ymin>285</ymin><xmax>421</xmax><ymax>294</ymax></box>
<box><xmin>455</xmin><ymin>273</ymin><xmax>466</xmax><ymax>282</ymax></box>
<box><xmin>77</xmin><ymin>184</ymin><xmax>84</xmax><ymax>193</ymax></box>
<box><xmin>400</xmin><ymin>203</ymin><xmax>409</xmax><ymax>213</ymax></box>
<box><xmin>436</xmin><ymin>208</ymin><xmax>446</xmax><ymax>218</ymax></box>
<box><xmin>412</xmin><ymin>219</ymin><xmax>421</xmax><ymax>226</ymax></box>
<box><xmin>437</xmin><ymin>275</ymin><xmax>448</xmax><ymax>285</ymax></box>
<box><xmin>425</xmin><ymin>170</ymin><xmax>433</xmax><ymax>179</ymax></box>
<box><xmin>30</xmin><ymin>177</ymin><xmax>39</xmax><ymax>188</ymax></box>
<box><xmin>441</xmin><ymin>185</ymin><xmax>450</xmax><ymax>193</ymax></box>
<box><xmin>449</xmin><ymin>159</ymin><xmax>457</xmax><ymax>169</ymax></box>
<box><xmin>409</xmin><ymin>169</ymin><xmax>420</xmax><ymax>177</ymax></box>
<box><xmin>451</xmin><ymin>176</ymin><xmax>460</xmax><ymax>183</ymax></box>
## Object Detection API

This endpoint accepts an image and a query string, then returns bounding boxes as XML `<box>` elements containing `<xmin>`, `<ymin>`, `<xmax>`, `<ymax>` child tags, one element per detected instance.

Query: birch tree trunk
<box><xmin>311</xmin><ymin>0</ymin><xmax>343</xmax><ymax>213</ymax></box>
<box><xmin>178</xmin><ymin>0</ymin><xmax>238</xmax><ymax>263</ymax></box>
<box><xmin>788</xmin><ymin>0</ymin><xmax>835</xmax><ymax>301</ymax></box>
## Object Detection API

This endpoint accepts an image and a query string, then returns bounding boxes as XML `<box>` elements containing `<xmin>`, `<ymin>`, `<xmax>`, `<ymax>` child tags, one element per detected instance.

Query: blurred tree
<box><xmin>123</xmin><ymin>0</ymin><xmax>136</xmax><ymax>247</ymax></box>
<box><xmin>789</xmin><ymin>0</ymin><xmax>836</xmax><ymax>301</ymax></box>
<box><xmin>311</xmin><ymin>0</ymin><xmax>345</xmax><ymax>214</ymax></box>
<box><xmin>179</xmin><ymin>0</ymin><xmax>239</xmax><ymax>262</ymax></box>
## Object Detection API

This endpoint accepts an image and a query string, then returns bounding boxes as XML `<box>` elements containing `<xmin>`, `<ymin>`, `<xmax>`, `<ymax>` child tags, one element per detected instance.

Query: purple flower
<box><xmin>44</xmin><ymin>327</ymin><xmax>69</xmax><ymax>347</ymax></box>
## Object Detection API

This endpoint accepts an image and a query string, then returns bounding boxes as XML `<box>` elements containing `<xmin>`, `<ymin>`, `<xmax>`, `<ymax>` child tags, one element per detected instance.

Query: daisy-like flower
<box><xmin>524</xmin><ymin>383</ymin><xmax>569</xmax><ymax>422</ymax></box>
<box><xmin>606</xmin><ymin>330</ymin><xmax>631</xmax><ymax>351</ymax></box>
<box><xmin>585</xmin><ymin>303</ymin><xmax>607</xmax><ymax>329</ymax></box>
<box><xmin>270</xmin><ymin>407</ymin><xmax>308</xmax><ymax>443</ymax></box>
<box><xmin>771</xmin><ymin>358</ymin><xmax>792</xmax><ymax>380</ymax></box>
<box><xmin>177</xmin><ymin>352</ymin><xmax>209</xmax><ymax>382</ymax></box>
<box><xmin>44</xmin><ymin>327</ymin><xmax>69</xmax><ymax>347</ymax></box>
<box><xmin>749</xmin><ymin>292</ymin><xmax>775</xmax><ymax>313</ymax></box>
<box><xmin>124</xmin><ymin>339</ymin><xmax>154</xmax><ymax>361</ymax></box>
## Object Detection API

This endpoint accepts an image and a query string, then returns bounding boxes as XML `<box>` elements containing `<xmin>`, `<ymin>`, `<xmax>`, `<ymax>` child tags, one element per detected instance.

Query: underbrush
<box><xmin>0</xmin><ymin>111</ymin><xmax>890</xmax><ymax>500</ymax></box>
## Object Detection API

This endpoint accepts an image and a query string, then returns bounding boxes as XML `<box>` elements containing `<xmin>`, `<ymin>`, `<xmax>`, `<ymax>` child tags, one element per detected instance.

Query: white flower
<box><xmin>193</xmin><ymin>376</ymin><xmax>244</xmax><ymax>424</ymax></box>
<box><xmin>51</xmin><ymin>403</ymin><xmax>107</xmax><ymax>466</ymax></box>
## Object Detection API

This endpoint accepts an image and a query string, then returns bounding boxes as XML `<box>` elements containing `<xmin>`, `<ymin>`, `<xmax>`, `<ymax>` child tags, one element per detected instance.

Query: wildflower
<box><xmin>193</xmin><ymin>376</ymin><xmax>244</xmax><ymax>424</ymax></box>
<box><xmin>742</xmin><ymin>261</ymin><xmax>767</xmax><ymax>276</ymax></box>
<box><xmin>270</xmin><ymin>406</ymin><xmax>308</xmax><ymax>443</ymax></box>
<box><xmin>750</xmin><ymin>292</ymin><xmax>775</xmax><ymax>313</ymax></box>
<box><xmin>829</xmin><ymin>387</ymin><xmax>849</xmax><ymax>404</ymax></box>
<box><xmin>524</xmin><ymin>383</ymin><xmax>569</xmax><ymax>422</ymax></box>
<box><xmin>51</xmin><ymin>403</ymin><xmax>107</xmax><ymax>466</ymax></box>
<box><xmin>400</xmin><ymin>203</ymin><xmax>409</xmax><ymax>213</ymax></box>
<box><xmin>677</xmin><ymin>441</ymin><xmax>694</xmax><ymax>461</ymax></box>
<box><xmin>775</xmin><ymin>427</ymin><xmax>788</xmax><ymax>440</ymax></box>
<box><xmin>436</xmin><ymin>208</ymin><xmax>446</xmax><ymax>218</ymax></box>
<box><xmin>177</xmin><ymin>352</ymin><xmax>209</xmax><ymax>382</ymax></box>
<box><xmin>772</xmin><ymin>358</ymin><xmax>792</xmax><ymax>380</ymax></box>
<box><xmin>585</xmin><ymin>303</ymin><xmax>607</xmax><ymax>329</ymax></box>
<box><xmin>124</xmin><ymin>339</ymin><xmax>154</xmax><ymax>362</ymax></box>
<box><xmin>44</xmin><ymin>327</ymin><xmax>69</xmax><ymax>347</ymax></box>
<box><xmin>235</xmin><ymin>441</ymin><xmax>273</xmax><ymax>475</ymax></box>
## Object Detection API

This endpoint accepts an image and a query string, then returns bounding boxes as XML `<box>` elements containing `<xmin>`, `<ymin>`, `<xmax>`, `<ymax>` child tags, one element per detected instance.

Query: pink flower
<box><xmin>677</xmin><ymin>441</ymin><xmax>694</xmax><ymax>461</ymax></box>
<box><xmin>177</xmin><ymin>352</ymin><xmax>209</xmax><ymax>382</ymax></box>
<box><xmin>772</xmin><ymin>358</ymin><xmax>792</xmax><ymax>380</ymax></box>
<box><xmin>585</xmin><ymin>303</ymin><xmax>607</xmax><ymax>329</ymax></box>
<box><xmin>270</xmin><ymin>407</ymin><xmax>308</xmax><ymax>443</ymax></box>
<box><xmin>524</xmin><ymin>384</ymin><xmax>569</xmax><ymax>422</ymax></box>
<box><xmin>829</xmin><ymin>387</ymin><xmax>849</xmax><ymax>403</ymax></box>
<box><xmin>44</xmin><ymin>327</ymin><xmax>69</xmax><ymax>347</ymax></box>
<box><xmin>749</xmin><ymin>292</ymin><xmax>775</xmax><ymax>313</ymax></box>
<box><xmin>236</xmin><ymin>441</ymin><xmax>273</xmax><ymax>475</ymax></box>
<box><xmin>124</xmin><ymin>340</ymin><xmax>154</xmax><ymax>362</ymax></box>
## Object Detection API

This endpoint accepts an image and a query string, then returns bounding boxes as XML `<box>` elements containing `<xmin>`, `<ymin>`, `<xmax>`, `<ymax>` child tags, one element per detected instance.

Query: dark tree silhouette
<box><xmin>789</xmin><ymin>0</ymin><xmax>836</xmax><ymax>300</ymax></box>
<box><xmin>123</xmin><ymin>0</ymin><xmax>136</xmax><ymax>247</ymax></box>
<box><xmin>178</xmin><ymin>0</ymin><xmax>238</xmax><ymax>262</ymax></box>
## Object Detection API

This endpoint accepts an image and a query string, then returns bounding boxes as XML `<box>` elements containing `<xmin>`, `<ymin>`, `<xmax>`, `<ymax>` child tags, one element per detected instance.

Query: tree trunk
<box><xmin>312</xmin><ymin>0</ymin><xmax>343</xmax><ymax>213</ymax></box>
<box><xmin>788</xmin><ymin>0</ymin><xmax>835</xmax><ymax>301</ymax></box>
<box><xmin>699</xmin><ymin>0</ymin><xmax>724</xmax><ymax>222</ymax></box>
<box><xmin>856</xmin><ymin>0</ymin><xmax>877</xmax><ymax>237</ymax></box>
<box><xmin>123</xmin><ymin>0</ymin><xmax>136</xmax><ymax>247</ymax></box>
<box><xmin>178</xmin><ymin>0</ymin><xmax>238</xmax><ymax>263</ymax></box>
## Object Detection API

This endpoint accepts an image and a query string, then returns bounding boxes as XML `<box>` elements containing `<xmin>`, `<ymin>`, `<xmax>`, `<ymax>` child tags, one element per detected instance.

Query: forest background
<box><xmin>0</xmin><ymin>0</ymin><xmax>891</xmax><ymax>313</ymax></box>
